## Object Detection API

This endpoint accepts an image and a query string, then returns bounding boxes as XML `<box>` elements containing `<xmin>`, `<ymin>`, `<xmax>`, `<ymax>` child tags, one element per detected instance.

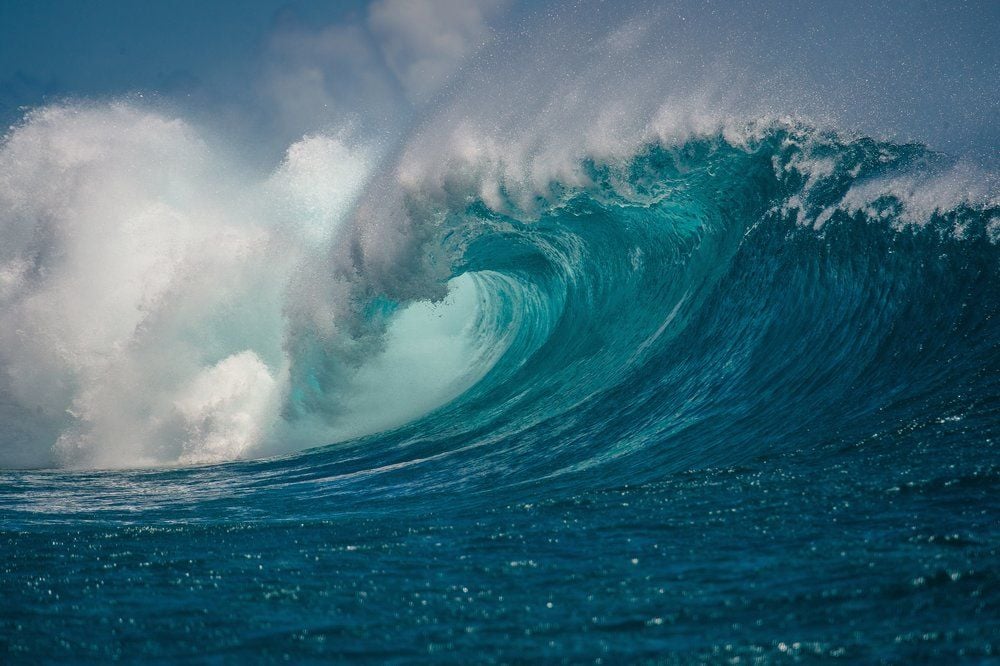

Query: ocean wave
<box><xmin>0</xmin><ymin>104</ymin><xmax>996</xmax><ymax>472</ymax></box>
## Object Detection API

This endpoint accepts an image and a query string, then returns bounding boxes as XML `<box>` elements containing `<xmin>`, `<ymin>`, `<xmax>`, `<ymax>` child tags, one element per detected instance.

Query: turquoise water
<box><xmin>2</xmin><ymin>127</ymin><xmax>998</xmax><ymax>661</ymax></box>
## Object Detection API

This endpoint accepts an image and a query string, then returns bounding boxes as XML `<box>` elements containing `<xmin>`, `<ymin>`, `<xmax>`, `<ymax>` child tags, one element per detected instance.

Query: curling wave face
<box><xmin>0</xmin><ymin>105</ymin><xmax>996</xmax><ymax>478</ymax></box>
<box><xmin>283</xmin><ymin>121</ymin><xmax>998</xmax><ymax>500</ymax></box>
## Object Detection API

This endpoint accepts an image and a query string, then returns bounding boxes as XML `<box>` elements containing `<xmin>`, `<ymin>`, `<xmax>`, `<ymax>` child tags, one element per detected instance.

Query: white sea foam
<box><xmin>0</xmin><ymin>103</ymin><xmax>499</xmax><ymax>468</ymax></box>
<box><xmin>0</xmin><ymin>103</ymin><xmax>282</xmax><ymax>468</ymax></box>
<box><xmin>835</xmin><ymin>163</ymin><xmax>999</xmax><ymax>230</ymax></box>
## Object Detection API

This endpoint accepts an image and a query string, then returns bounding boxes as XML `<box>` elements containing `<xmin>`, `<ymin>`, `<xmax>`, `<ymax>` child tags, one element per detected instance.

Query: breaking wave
<box><xmin>0</xmin><ymin>103</ymin><xmax>996</xmax><ymax>473</ymax></box>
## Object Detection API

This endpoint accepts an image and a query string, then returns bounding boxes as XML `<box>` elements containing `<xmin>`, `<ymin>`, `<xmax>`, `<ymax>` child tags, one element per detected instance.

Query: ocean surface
<box><xmin>1</xmin><ymin>119</ymin><xmax>997</xmax><ymax>662</ymax></box>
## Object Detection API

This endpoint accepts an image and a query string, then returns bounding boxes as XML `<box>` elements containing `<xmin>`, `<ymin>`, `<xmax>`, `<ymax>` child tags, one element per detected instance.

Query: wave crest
<box><xmin>0</xmin><ymin>103</ymin><xmax>996</xmax><ymax>471</ymax></box>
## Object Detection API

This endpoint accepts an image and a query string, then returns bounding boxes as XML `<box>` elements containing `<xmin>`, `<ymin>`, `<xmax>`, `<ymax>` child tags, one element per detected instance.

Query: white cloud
<box><xmin>258</xmin><ymin>19</ymin><xmax>404</xmax><ymax>138</ymax></box>
<box><xmin>256</xmin><ymin>0</ymin><xmax>510</xmax><ymax>135</ymax></box>
<box><xmin>368</xmin><ymin>0</ymin><xmax>508</xmax><ymax>104</ymax></box>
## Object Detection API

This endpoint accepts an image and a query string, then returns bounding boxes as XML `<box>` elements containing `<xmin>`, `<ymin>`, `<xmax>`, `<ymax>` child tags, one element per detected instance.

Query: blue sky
<box><xmin>0</xmin><ymin>2</ymin><xmax>356</xmax><ymax>116</ymax></box>
<box><xmin>0</xmin><ymin>2</ymin><xmax>362</xmax><ymax>86</ymax></box>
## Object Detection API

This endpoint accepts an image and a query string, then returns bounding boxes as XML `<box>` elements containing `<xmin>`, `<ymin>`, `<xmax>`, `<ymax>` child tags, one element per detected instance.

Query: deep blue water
<box><xmin>2</xmin><ymin>127</ymin><xmax>998</xmax><ymax>661</ymax></box>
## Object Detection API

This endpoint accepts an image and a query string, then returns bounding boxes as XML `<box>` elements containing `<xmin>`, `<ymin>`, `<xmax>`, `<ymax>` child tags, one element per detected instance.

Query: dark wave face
<box><xmin>2</xmin><ymin>122</ymin><xmax>998</xmax><ymax>660</ymax></box>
